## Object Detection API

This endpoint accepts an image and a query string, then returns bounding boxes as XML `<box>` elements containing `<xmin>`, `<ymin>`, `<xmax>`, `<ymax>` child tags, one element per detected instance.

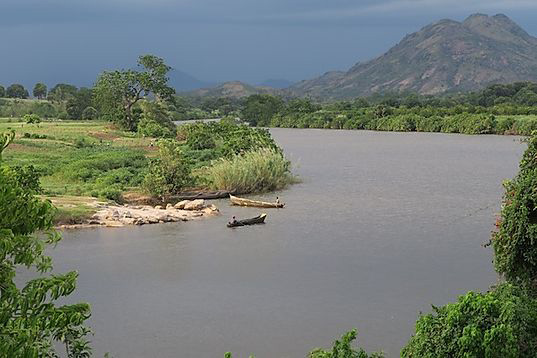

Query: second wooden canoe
<box><xmin>229</xmin><ymin>195</ymin><xmax>284</xmax><ymax>208</ymax></box>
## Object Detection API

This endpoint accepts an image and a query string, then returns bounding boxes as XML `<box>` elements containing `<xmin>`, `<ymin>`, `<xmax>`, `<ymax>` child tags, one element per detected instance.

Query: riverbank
<box><xmin>1</xmin><ymin>120</ymin><xmax>295</xmax><ymax>225</ymax></box>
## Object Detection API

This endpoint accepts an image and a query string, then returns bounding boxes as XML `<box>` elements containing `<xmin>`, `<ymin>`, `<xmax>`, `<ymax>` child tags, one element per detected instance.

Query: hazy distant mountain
<box><xmin>258</xmin><ymin>79</ymin><xmax>294</xmax><ymax>89</ymax></box>
<box><xmin>290</xmin><ymin>13</ymin><xmax>537</xmax><ymax>99</ymax></box>
<box><xmin>183</xmin><ymin>81</ymin><xmax>282</xmax><ymax>98</ymax></box>
<box><xmin>169</xmin><ymin>69</ymin><xmax>213</xmax><ymax>91</ymax></box>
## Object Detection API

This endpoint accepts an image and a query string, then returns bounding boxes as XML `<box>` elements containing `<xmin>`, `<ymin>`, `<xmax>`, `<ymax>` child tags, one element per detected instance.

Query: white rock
<box><xmin>174</xmin><ymin>200</ymin><xmax>190</xmax><ymax>209</ymax></box>
<box><xmin>184</xmin><ymin>199</ymin><xmax>205</xmax><ymax>210</ymax></box>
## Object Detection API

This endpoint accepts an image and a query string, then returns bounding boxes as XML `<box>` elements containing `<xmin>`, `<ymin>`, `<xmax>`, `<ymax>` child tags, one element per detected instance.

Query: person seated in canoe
<box><xmin>229</xmin><ymin>216</ymin><xmax>238</xmax><ymax>225</ymax></box>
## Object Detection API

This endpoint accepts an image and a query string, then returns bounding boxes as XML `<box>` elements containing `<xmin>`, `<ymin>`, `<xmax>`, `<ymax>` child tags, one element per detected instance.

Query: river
<box><xmin>52</xmin><ymin>129</ymin><xmax>524</xmax><ymax>357</ymax></box>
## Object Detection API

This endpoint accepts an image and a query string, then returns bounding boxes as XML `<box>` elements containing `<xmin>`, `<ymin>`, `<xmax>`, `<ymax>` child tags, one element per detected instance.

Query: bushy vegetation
<box><xmin>143</xmin><ymin>140</ymin><xmax>192</xmax><ymax>197</ymax></box>
<box><xmin>400</xmin><ymin>132</ymin><xmax>537</xmax><ymax>357</ymax></box>
<box><xmin>491</xmin><ymin>135</ymin><xmax>537</xmax><ymax>285</ymax></box>
<box><xmin>203</xmin><ymin>148</ymin><xmax>294</xmax><ymax>193</ymax></box>
<box><xmin>180</xmin><ymin>121</ymin><xmax>280</xmax><ymax>158</ymax></box>
<box><xmin>269</xmin><ymin>106</ymin><xmax>537</xmax><ymax>135</ymax></box>
<box><xmin>309</xmin><ymin>330</ymin><xmax>384</xmax><ymax>358</ymax></box>
<box><xmin>58</xmin><ymin>148</ymin><xmax>148</xmax><ymax>201</ymax></box>
<box><xmin>224</xmin><ymin>330</ymin><xmax>382</xmax><ymax>358</ymax></box>
<box><xmin>401</xmin><ymin>283</ymin><xmax>537</xmax><ymax>357</ymax></box>
<box><xmin>231</xmin><ymin>82</ymin><xmax>537</xmax><ymax>135</ymax></box>
<box><xmin>137</xmin><ymin>101</ymin><xmax>177</xmax><ymax>138</ymax></box>
<box><xmin>0</xmin><ymin>137</ymin><xmax>91</xmax><ymax>357</ymax></box>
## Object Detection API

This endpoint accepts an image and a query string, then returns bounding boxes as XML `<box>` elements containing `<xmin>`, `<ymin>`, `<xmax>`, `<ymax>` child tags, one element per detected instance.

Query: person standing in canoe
<box><xmin>276</xmin><ymin>197</ymin><xmax>281</xmax><ymax>205</ymax></box>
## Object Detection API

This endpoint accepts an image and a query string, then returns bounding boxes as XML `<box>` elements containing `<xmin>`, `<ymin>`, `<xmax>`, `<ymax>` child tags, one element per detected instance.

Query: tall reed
<box><xmin>203</xmin><ymin>148</ymin><xmax>296</xmax><ymax>193</ymax></box>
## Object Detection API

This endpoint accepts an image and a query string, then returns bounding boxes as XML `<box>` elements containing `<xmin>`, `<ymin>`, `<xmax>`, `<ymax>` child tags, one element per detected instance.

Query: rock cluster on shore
<box><xmin>62</xmin><ymin>199</ymin><xmax>219</xmax><ymax>228</ymax></box>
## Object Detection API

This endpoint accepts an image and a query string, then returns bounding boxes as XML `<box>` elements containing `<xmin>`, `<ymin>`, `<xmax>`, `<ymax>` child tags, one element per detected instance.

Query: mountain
<box><xmin>258</xmin><ymin>79</ymin><xmax>294</xmax><ymax>89</ymax></box>
<box><xmin>290</xmin><ymin>14</ymin><xmax>537</xmax><ymax>99</ymax></box>
<box><xmin>183</xmin><ymin>81</ymin><xmax>282</xmax><ymax>98</ymax></box>
<box><xmin>168</xmin><ymin>69</ymin><xmax>213</xmax><ymax>91</ymax></box>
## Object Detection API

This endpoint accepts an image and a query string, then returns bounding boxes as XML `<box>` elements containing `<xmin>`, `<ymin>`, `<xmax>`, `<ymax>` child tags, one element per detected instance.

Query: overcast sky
<box><xmin>2</xmin><ymin>0</ymin><xmax>537</xmax><ymax>88</ymax></box>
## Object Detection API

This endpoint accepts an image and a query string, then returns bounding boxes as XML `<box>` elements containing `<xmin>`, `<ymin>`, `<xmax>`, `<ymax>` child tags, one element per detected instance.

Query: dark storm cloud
<box><xmin>2</xmin><ymin>1</ymin><xmax>537</xmax><ymax>88</ymax></box>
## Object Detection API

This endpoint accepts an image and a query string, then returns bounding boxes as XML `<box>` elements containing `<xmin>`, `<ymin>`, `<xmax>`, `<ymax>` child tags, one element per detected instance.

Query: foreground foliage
<box><xmin>401</xmin><ymin>283</ymin><xmax>537</xmax><ymax>358</ymax></box>
<box><xmin>224</xmin><ymin>330</ymin><xmax>383</xmax><ymax>358</ymax></box>
<box><xmin>309</xmin><ymin>330</ymin><xmax>384</xmax><ymax>358</ymax></box>
<box><xmin>492</xmin><ymin>135</ymin><xmax>537</xmax><ymax>286</ymax></box>
<box><xmin>0</xmin><ymin>138</ymin><xmax>91</xmax><ymax>357</ymax></box>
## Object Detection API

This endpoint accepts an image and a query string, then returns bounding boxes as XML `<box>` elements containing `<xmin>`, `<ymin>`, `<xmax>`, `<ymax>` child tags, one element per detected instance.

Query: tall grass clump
<box><xmin>204</xmin><ymin>148</ymin><xmax>295</xmax><ymax>193</ymax></box>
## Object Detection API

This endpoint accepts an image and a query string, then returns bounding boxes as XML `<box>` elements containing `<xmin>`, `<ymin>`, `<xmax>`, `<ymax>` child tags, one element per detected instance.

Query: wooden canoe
<box><xmin>229</xmin><ymin>195</ymin><xmax>284</xmax><ymax>208</ymax></box>
<box><xmin>227</xmin><ymin>213</ymin><xmax>267</xmax><ymax>228</ymax></box>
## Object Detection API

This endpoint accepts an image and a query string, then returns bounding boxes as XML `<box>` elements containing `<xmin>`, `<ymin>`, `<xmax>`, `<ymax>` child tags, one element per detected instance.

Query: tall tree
<box><xmin>66</xmin><ymin>87</ymin><xmax>93</xmax><ymax>119</ymax></box>
<box><xmin>33</xmin><ymin>83</ymin><xmax>47</xmax><ymax>99</ymax></box>
<box><xmin>94</xmin><ymin>54</ymin><xmax>175</xmax><ymax>131</ymax></box>
<box><xmin>6</xmin><ymin>84</ymin><xmax>29</xmax><ymax>99</ymax></box>
<box><xmin>0</xmin><ymin>85</ymin><xmax>5</xmax><ymax>98</ymax></box>
<box><xmin>47</xmin><ymin>83</ymin><xmax>78</xmax><ymax>102</ymax></box>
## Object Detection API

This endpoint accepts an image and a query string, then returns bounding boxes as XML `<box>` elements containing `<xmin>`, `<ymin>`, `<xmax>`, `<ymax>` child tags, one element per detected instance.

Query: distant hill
<box><xmin>182</xmin><ymin>81</ymin><xmax>282</xmax><ymax>98</ymax></box>
<box><xmin>290</xmin><ymin>13</ymin><xmax>537</xmax><ymax>99</ymax></box>
<box><xmin>168</xmin><ymin>69</ymin><xmax>213</xmax><ymax>91</ymax></box>
<box><xmin>258</xmin><ymin>79</ymin><xmax>294</xmax><ymax>89</ymax></box>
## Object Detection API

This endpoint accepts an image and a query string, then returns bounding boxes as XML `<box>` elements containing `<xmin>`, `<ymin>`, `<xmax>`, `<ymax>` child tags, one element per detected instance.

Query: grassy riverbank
<box><xmin>1</xmin><ymin>120</ymin><xmax>295</xmax><ymax>224</ymax></box>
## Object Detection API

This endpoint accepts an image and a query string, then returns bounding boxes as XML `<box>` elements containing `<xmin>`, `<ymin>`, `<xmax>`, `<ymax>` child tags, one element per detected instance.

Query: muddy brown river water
<box><xmin>53</xmin><ymin>129</ymin><xmax>524</xmax><ymax>357</ymax></box>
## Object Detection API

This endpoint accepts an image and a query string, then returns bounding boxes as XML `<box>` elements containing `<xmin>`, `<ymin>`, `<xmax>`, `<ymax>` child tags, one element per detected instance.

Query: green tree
<box><xmin>0</xmin><ymin>135</ymin><xmax>92</xmax><ymax>357</ymax></box>
<box><xmin>6</xmin><ymin>84</ymin><xmax>29</xmax><ymax>99</ymax></box>
<box><xmin>491</xmin><ymin>135</ymin><xmax>537</xmax><ymax>286</ymax></box>
<box><xmin>309</xmin><ymin>330</ymin><xmax>383</xmax><ymax>358</ymax></box>
<box><xmin>401</xmin><ymin>284</ymin><xmax>537</xmax><ymax>358</ymax></box>
<box><xmin>67</xmin><ymin>87</ymin><xmax>93</xmax><ymax>119</ymax></box>
<box><xmin>33</xmin><ymin>83</ymin><xmax>47</xmax><ymax>99</ymax></box>
<box><xmin>81</xmin><ymin>106</ymin><xmax>98</xmax><ymax>120</ymax></box>
<box><xmin>0</xmin><ymin>85</ymin><xmax>5</xmax><ymax>98</ymax></box>
<box><xmin>137</xmin><ymin>100</ymin><xmax>177</xmax><ymax>138</ymax></box>
<box><xmin>143</xmin><ymin>139</ymin><xmax>192</xmax><ymax>197</ymax></box>
<box><xmin>242</xmin><ymin>94</ymin><xmax>283</xmax><ymax>126</ymax></box>
<box><xmin>94</xmin><ymin>54</ymin><xmax>175</xmax><ymax>131</ymax></box>
<box><xmin>47</xmin><ymin>83</ymin><xmax>78</xmax><ymax>102</ymax></box>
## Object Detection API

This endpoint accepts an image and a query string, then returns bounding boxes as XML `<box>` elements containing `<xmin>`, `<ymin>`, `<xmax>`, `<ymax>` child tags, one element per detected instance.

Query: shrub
<box><xmin>415</xmin><ymin>115</ymin><xmax>443</xmax><ymax>132</ymax></box>
<box><xmin>181</xmin><ymin>122</ymin><xmax>280</xmax><ymax>157</ymax></box>
<box><xmin>204</xmin><ymin>148</ymin><xmax>295</xmax><ymax>194</ymax></box>
<box><xmin>491</xmin><ymin>135</ymin><xmax>537</xmax><ymax>285</ymax></box>
<box><xmin>513</xmin><ymin>118</ymin><xmax>537</xmax><ymax>136</ymax></box>
<box><xmin>137</xmin><ymin>101</ymin><xmax>176</xmax><ymax>138</ymax></box>
<box><xmin>74</xmin><ymin>136</ymin><xmax>94</xmax><ymax>148</ymax></box>
<box><xmin>459</xmin><ymin>113</ymin><xmax>496</xmax><ymax>134</ymax></box>
<box><xmin>81</xmin><ymin>106</ymin><xmax>98</xmax><ymax>120</ymax></box>
<box><xmin>401</xmin><ymin>283</ymin><xmax>537</xmax><ymax>358</ymax></box>
<box><xmin>496</xmin><ymin>117</ymin><xmax>516</xmax><ymax>134</ymax></box>
<box><xmin>23</xmin><ymin>113</ymin><xmax>40</xmax><ymax>124</ymax></box>
<box><xmin>143</xmin><ymin>139</ymin><xmax>193</xmax><ymax>197</ymax></box>
<box><xmin>309</xmin><ymin>330</ymin><xmax>384</xmax><ymax>358</ymax></box>
<box><xmin>10</xmin><ymin>164</ymin><xmax>41</xmax><ymax>193</ymax></box>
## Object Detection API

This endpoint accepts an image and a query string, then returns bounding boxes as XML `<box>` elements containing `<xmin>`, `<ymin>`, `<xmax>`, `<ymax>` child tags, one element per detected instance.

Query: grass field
<box><xmin>1</xmin><ymin>120</ymin><xmax>156</xmax><ymax>223</ymax></box>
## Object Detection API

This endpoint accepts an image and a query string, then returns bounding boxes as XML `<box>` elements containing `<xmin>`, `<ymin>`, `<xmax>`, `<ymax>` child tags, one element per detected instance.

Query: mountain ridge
<box><xmin>289</xmin><ymin>13</ymin><xmax>537</xmax><ymax>99</ymax></box>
